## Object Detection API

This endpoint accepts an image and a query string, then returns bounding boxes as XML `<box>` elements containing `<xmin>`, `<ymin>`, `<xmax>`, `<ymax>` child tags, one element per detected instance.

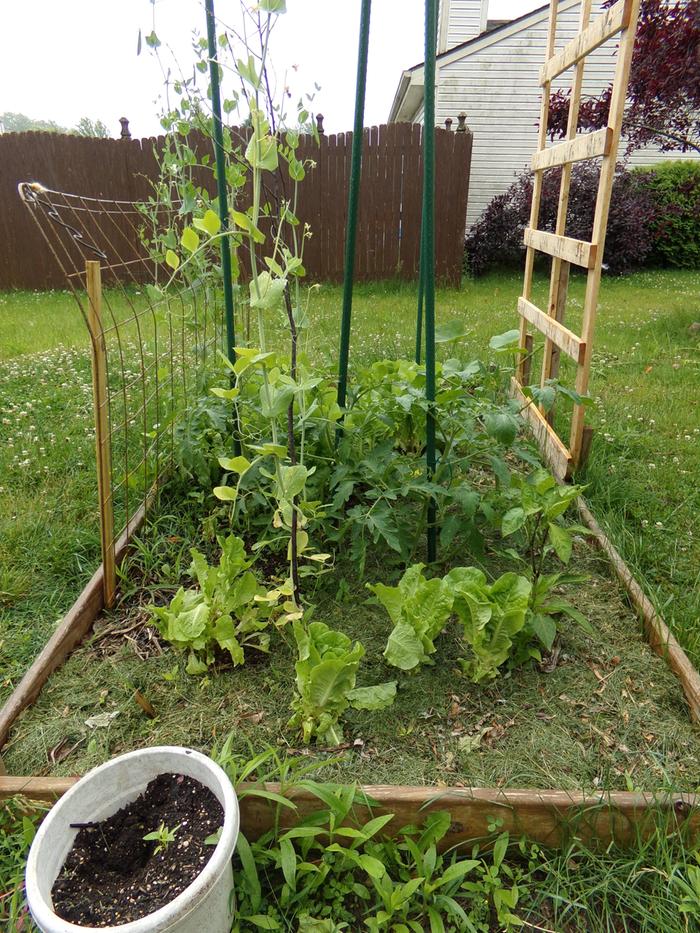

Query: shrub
<box><xmin>465</xmin><ymin>162</ymin><xmax>657</xmax><ymax>276</ymax></box>
<box><xmin>633</xmin><ymin>161</ymin><xmax>700</xmax><ymax>268</ymax></box>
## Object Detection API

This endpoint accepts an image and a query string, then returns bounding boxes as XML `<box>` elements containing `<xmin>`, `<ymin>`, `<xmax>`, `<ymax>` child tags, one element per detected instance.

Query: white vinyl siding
<box><xmin>434</xmin><ymin>0</ymin><xmax>699</xmax><ymax>226</ymax></box>
<box><xmin>446</xmin><ymin>0</ymin><xmax>485</xmax><ymax>47</ymax></box>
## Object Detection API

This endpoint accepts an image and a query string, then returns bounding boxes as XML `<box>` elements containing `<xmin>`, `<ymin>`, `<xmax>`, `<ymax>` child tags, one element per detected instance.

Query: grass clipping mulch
<box><xmin>4</xmin><ymin>540</ymin><xmax>699</xmax><ymax>792</ymax></box>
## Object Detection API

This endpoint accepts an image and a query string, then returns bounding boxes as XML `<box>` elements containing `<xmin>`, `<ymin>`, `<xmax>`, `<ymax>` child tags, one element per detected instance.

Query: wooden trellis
<box><xmin>512</xmin><ymin>0</ymin><xmax>641</xmax><ymax>480</ymax></box>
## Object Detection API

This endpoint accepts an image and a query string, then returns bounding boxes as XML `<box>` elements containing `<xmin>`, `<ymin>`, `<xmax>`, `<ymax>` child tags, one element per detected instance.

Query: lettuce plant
<box><xmin>368</xmin><ymin>564</ymin><xmax>454</xmax><ymax>672</ymax></box>
<box><xmin>148</xmin><ymin>535</ymin><xmax>277</xmax><ymax>674</ymax></box>
<box><xmin>446</xmin><ymin>568</ymin><xmax>533</xmax><ymax>683</ymax></box>
<box><xmin>289</xmin><ymin>621</ymin><xmax>396</xmax><ymax>746</ymax></box>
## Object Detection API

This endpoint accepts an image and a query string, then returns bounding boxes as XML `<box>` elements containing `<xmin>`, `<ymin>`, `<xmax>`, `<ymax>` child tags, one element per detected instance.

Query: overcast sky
<box><xmin>1</xmin><ymin>0</ymin><xmax>543</xmax><ymax>138</ymax></box>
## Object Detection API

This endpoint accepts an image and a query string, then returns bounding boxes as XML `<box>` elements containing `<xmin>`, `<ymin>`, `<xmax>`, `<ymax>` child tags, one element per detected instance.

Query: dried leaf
<box><xmin>85</xmin><ymin>711</ymin><xmax>120</xmax><ymax>729</ymax></box>
<box><xmin>239</xmin><ymin>710</ymin><xmax>264</xmax><ymax>725</ymax></box>
<box><xmin>134</xmin><ymin>690</ymin><xmax>156</xmax><ymax>719</ymax></box>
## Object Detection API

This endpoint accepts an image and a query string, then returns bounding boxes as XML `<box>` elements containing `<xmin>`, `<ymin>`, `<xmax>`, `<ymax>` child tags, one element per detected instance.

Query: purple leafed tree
<box><xmin>547</xmin><ymin>0</ymin><xmax>700</xmax><ymax>154</ymax></box>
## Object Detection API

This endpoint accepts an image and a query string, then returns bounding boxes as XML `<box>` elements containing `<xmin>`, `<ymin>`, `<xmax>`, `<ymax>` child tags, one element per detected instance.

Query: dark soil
<box><xmin>52</xmin><ymin>773</ymin><xmax>224</xmax><ymax>927</ymax></box>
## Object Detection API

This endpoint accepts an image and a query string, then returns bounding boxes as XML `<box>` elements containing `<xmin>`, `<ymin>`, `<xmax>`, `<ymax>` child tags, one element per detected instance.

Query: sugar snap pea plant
<box><xmin>143</xmin><ymin>0</ymin><xmax>327</xmax><ymax>610</ymax></box>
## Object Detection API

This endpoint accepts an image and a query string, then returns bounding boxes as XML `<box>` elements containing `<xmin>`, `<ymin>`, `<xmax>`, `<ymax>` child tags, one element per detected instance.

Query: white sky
<box><xmin>1</xmin><ymin>0</ymin><xmax>544</xmax><ymax>138</ymax></box>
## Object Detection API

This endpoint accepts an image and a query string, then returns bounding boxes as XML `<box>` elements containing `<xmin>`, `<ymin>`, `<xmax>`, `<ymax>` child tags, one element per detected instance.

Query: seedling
<box><xmin>143</xmin><ymin>821</ymin><xmax>180</xmax><ymax>855</ymax></box>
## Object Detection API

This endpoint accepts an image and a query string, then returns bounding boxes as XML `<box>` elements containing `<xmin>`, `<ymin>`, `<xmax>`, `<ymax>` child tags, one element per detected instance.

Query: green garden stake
<box><xmin>336</xmin><ymin>0</ymin><xmax>372</xmax><ymax>428</ymax></box>
<box><xmin>205</xmin><ymin>0</ymin><xmax>240</xmax><ymax>454</ymax></box>
<box><xmin>415</xmin><ymin>0</ymin><xmax>437</xmax><ymax>368</ymax></box>
<box><xmin>415</xmin><ymin>214</ymin><xmax>425</xmax><ymax>364</ymax></box>
<box><xmin>423</xmin><ymin>0</ymin><xmax>438</xmax><ymax>561</ymax></box>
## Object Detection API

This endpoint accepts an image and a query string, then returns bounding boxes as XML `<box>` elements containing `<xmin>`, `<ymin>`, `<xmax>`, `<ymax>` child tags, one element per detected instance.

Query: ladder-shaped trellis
<box><xmin>512</xmin><ymin>0</ymin><xmax>641</xmax><ymax>480</ymax></box>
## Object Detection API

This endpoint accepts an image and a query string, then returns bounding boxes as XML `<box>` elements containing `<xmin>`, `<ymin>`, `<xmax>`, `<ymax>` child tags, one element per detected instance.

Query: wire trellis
<box><xmin>19</xmin><ymin>182</ymin><xmax>224</xmax><ymax>605</ymax></box>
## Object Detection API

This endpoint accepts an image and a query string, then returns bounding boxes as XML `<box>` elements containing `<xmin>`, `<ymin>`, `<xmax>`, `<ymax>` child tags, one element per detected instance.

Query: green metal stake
<box><xmin>337</xmin><ymin>0</ymin><xmax>372</xmax><ymax>421</ymax></box>
<box><xmin>423</xmin><ymin>0</ymin><xmax>438</xmax><ymax>561</ymax></box>
<box><xmin>415</xmin><ymin>0</ymin><xmax>437</xmax><ymax>368</ymax></box>
<box><xmin>205</xmin><ymin>0</ymin><xmax>240</xmax><ymax>454</ymax></box>
<box><xmin>415</xmin><ymin>214</ymin><xmax>425</xmax><ymax>364</ymax></box>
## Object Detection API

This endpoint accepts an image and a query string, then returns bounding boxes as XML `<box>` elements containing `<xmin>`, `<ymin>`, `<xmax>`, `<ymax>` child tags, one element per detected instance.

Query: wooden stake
<box><xmin>86</xmin><ymin>261</ymin><xmax>116</xmax><ymax>608</ymax></box>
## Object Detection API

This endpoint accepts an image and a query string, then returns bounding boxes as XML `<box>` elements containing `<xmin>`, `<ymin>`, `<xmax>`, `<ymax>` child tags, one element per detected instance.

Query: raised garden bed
<box><xmin>2</xmin><ymin>517</ymin><xmax>699</xmax><ymax>795</ymax></box>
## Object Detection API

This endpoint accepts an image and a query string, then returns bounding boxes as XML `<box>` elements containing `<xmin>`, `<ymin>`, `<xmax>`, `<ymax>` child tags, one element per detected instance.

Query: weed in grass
<box><xmin>528</xmin><ymin>822</ymin><xmax>700</xmax><ymax>933</ymax></box>
<box><xmin>0</xmin><ymin>798</ymin><xmax>46</xmax><ymax>929</ymax></box>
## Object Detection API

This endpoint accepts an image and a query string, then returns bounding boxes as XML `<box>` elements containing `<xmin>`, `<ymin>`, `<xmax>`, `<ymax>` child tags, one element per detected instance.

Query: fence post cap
<box><xmin>119</xmin><ymin>117</ymin><xmax>131</xmax><ymax>139</ymax></box>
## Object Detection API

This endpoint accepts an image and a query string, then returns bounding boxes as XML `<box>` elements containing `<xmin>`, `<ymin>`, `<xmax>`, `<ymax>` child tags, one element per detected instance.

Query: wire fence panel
<box><xmin>19</xmin><ymin>183</ymin><xmax>224</xmax><ymax>603</ymax></box>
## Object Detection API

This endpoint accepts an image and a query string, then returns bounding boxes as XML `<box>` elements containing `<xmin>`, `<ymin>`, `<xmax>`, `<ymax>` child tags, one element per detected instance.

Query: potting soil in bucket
<box><xmin>51</xmin><ymin>773</ymin><xmax>224</xmax><ymax>926</ymax></box>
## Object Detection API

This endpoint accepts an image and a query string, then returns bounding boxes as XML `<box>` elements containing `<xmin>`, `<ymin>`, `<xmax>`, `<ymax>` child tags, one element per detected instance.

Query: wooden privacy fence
<box><xmin>0</xmin><ymin>123</ymin><xmax>472</xmax><ymax>290</ymax></box>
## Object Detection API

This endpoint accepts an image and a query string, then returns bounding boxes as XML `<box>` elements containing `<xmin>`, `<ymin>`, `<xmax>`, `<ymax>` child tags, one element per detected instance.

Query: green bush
<box><xmin>634</xmin><ymin>161</ymin><xmax>700</xmax><ymax>268</ymax></box>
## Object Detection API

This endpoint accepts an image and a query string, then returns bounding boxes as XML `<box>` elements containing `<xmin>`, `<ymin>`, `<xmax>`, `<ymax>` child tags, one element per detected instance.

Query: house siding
<box><xmin>432</xmin><ymin>0</ymin><xmax>698</xmax><ymax>226</ymax></box>
<box><xmin>445</xmin><ymin>0</ymin><xmax>485</xmax><ymax>47</ymax></box>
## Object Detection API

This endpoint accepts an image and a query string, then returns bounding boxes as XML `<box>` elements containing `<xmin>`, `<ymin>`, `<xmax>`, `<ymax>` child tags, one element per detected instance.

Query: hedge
<box><xmin>465</xmin><ymin>159</ymin><xmax>700</xmax><ymax>277</ymax></box>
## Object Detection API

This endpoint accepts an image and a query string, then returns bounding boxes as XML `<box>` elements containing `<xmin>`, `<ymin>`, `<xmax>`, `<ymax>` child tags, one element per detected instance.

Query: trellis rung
<box><xmin>511</xmin><ymin>377</ymin><xmax>572</xmax><ymax>480</ymax></box>
<box><xmin>540</xmin><ymin>0</ymin><xmax>632</xmax><ymax>84</ymax></box>
<box><xmin>524</xmin><ymin>228</ymin><xmax>596</xmax><ymax>268</ymax></box>
<box><xmin>518</xmin><ymin>297</ymin><xmax>586</xmax><ymax>364</ymax></box>
<box><xmin>531</xmin><ymin>128</ymin><xmax>612</xmax><ymax>171</ymax></box>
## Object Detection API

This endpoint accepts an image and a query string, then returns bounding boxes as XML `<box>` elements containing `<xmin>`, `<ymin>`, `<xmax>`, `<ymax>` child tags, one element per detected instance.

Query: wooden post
<box><xmin>86</xmin><ymin>261</ymin><xmax>116</xmax><ymax>608</ymax></box>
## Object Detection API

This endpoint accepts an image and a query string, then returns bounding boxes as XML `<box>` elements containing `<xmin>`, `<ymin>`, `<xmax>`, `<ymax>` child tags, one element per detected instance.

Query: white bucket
<box><xmin>25</xmin><ymin>746</ymin><xmax>239</xmax><ymax>932</ymax></box>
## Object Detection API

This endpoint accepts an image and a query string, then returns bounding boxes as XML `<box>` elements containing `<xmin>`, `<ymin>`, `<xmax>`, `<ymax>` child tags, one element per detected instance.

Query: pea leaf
<box><xmin>213</xmin><ymin>485</ymin><xmax>237</xmax><ymax>501</ymax></box>
<box><xmin>165</xmin><ymin>249</ymin><xmax>180</xmax><ymax>270</ymax></box>
<box><xmin>181</xmin><ymin>227</ymin><xmax>200</xmax><ymax>253</ymax></box>
<box><xmin>219</xmin><ymin>455</ymin><xmax>251</xmax><ymax>475</ymax></box>
<box><xmin>193</xmin><ymin>209</ymin><xmax>221</xmax><ymax>236</ymax></box>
